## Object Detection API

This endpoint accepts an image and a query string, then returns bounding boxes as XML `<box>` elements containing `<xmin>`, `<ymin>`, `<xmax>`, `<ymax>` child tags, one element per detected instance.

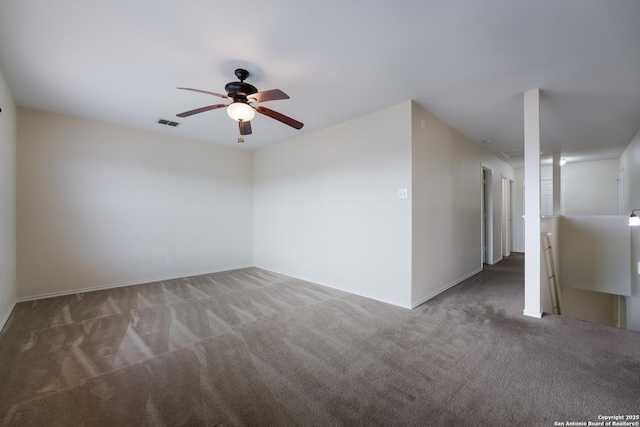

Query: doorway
<box><xmin>502</xmin><ymin>177</ymin><xmax>514</xmax><ymax>257</ymax></box>
<box><xmin>481</xmin><ymin>167</ymin><xmax>493</xmax><ymax>265</ymax></box>
<box><xmin>618</xmin><ymin>168</ymin><xmax>624</xmax><ymax>215</ymax></box>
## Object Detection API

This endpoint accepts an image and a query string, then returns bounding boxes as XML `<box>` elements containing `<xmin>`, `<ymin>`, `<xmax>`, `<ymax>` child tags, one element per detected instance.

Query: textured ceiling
<box><xmin>1</xmin><ymin>0</ymin><xmax>639</xmax><ymax>167</ymax></box>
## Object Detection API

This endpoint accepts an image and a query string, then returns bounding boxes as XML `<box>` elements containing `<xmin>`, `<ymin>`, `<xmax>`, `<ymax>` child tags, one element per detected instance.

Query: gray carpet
<box><xmin>1</xmin><ymin>254</ymin><xmax>638</xmax><ymax>426</ymax></box>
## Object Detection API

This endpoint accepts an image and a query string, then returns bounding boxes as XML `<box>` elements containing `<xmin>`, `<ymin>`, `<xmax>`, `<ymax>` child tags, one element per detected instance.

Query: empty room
<box><xmin>1</xmin><ymin>1</ymin><xmax>639</xmax><ymax>426</ymax></box>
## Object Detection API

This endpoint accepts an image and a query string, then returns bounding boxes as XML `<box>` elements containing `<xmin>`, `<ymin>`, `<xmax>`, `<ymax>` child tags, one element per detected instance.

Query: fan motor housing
<box><xmin>225</xmin><ymin>81</ymin><xmax>258</xmax><ymax>98</ymax></box>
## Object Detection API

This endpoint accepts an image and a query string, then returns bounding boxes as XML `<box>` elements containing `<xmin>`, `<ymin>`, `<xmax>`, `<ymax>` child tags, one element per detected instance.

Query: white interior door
<box><xmin>540</xmin><ymin>179</ymin><xmax>553</xmax><ymax>216</ymax></box>
<box><xmin>482</xmin><ymin>167</ymin><xmax>493</xmax><ymax>265</ymax></box>
<box><xmin>502</xmin><ymin>177</ymin><xmax>510</xmax><ymax>257</ymax></box>
<box><xmin>618</xmin><ymin>168</ymin><xmax>624</xmax><ymax>215</ymax></box>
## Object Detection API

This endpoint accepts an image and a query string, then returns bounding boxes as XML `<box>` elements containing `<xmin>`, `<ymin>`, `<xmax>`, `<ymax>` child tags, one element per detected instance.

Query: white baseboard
<box><xmin>411</xmin><ymin>268</ymin><xmax>482</xmax><ymax>309</ymax></box>
<box><xmin>0</xmin><ymin>300</ymin><xmax>17</xmax><ymax>333</ymax></box>
<box><xmin>252</xmin><ymin>265</ymin><xmax>413</xmax><ymax>309</ymax></box>
<box><xmin>523</xmin><ymin>310</ymin><xmax>543</xmax><ymax>318</ymax></box>
<box><xmin>16</xmin><ymin>265</ymin><xmax>254</xmax><ymax>303</ymax></box>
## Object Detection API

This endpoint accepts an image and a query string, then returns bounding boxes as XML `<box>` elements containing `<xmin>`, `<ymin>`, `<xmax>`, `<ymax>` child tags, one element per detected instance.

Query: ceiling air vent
<box><xmin>157</xmin><ymin>118</ymin><xmax>180</xmax><ymax>127</ymax></box>
<box><xmin>501</xmin><ymin>149</ymin><xmax>545</xmax><ymax>159</ymax></box>
<box><xmin>501</xmin><ymin>149</ymin><xmax>525</xmax><ymax>159</ymax></box>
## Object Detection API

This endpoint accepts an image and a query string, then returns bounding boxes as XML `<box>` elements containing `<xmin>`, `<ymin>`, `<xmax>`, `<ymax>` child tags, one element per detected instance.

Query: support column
<box><xmin>552</xmin><ymin>152</ymin><xmax>562</xmax><ymax>216</ymax></box>
<box><xmin>524</xmin><ymin>89</ymin><xmax>542</xmax><ymax>318</ymax></box>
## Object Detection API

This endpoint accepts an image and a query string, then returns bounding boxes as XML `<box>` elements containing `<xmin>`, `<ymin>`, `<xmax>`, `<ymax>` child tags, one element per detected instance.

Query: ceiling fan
<box><xmin>176</xmin><ymin>68</ymin><xmax>304</xmax><ymax>137</ymax></box>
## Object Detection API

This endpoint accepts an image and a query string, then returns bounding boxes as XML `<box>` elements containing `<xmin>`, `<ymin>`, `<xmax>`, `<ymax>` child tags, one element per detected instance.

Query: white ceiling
<box><xmin>1</xmin><ymin>1</ymin><xmax>639</xmax><ymax>167</ymax></box>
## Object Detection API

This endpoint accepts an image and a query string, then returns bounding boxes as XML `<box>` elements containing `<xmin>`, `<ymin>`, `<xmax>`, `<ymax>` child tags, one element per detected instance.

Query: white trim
<box><xmin>411</xmin><ymin>268</ymin><xmax>482</xmax><ymax>309</ymax></box>
<box><xmin>481</xmin><ymin>164</ymin><xmax>495</xmax><ymax>174</ymax></box>
<box><xmin>481</xmin><ymin>164</ymin><xmax>494</xmax><ymax>265</ymax></box>
<box><xmin>523</xmin><ymin>88</ymin><xmax>542</xmax><ymax>319</ymax></box>
<box><xmin>562</xmin><ymin>215</ymin><xmax>627</xmax><ymax>221</ymax></box>
<box><xmin>252</xmin><ymin>265</ymin><xmax>413</xmax><ymax>309</ymax></box>
<box><xmin>16</xmin><ymin>265</ymin><xmax>253</xmax><ymax>303</ymax></box>
<box><xmin>523</xmin><ymin>310</ymin><xmax>543</xmax><ymax>318</ymax></box>
<box><xmin>0</xmin><ymin>300</ymin><xmax>17</xmax><ymax>333</ymax></box>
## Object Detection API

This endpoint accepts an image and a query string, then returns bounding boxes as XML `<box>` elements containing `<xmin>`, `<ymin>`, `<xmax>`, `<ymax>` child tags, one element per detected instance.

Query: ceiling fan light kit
<box><xmin>176</xmin><ymin>68</ymin><xmax>303</xmax><ymax>140</ymax></box>
<box><xmin>227</xmin><ymin>102</ymin><xmax>255</xmax><ymax>122</ymax></box>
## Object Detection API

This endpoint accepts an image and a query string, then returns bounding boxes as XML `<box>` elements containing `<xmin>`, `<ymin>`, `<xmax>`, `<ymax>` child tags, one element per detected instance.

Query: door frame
<box><xmin>501</xmin><ymin>176</ymin><xmax>514</xmax><ymax>257</ymax></box>
<box><xmin>481</xmin><ymin>166</ymin><xmax>494</xmax><ymax>265</ymax></box>
<box><xmin>618</xmin><ymin>167</ymin><xmax>624</xmax><ymax>215</ymax></box>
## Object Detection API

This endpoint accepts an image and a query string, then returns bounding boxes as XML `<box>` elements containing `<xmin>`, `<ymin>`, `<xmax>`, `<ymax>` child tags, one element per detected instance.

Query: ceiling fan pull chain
<box><xmin>237</xmin><ymin>120</ymin><xmax>245</xmax><ymax>143</ymax></box>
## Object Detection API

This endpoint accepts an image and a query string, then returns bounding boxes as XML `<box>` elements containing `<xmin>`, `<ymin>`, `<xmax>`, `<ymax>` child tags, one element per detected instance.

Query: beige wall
<box><xmin>17</xmin><ymin>108</ymin><xmax>254</xmax><ymax>298</ymax></box>
<box><xmin>540</xmin><ymin>214</ymin><xmax>627</xmax><ymax>327</ymax></box>
<box><xmin>0</xmin><ymin>68</ymin><xmax>17</xmax><ymax>329</ymax></box>
<box><xmin>411</xmin><ymin>102</ymin><xmax>515</xmax><ymax>306</ymax></box>
<box><xmin>561</xmin><ymin>287</ymin><xmax>616</xmax><ymax>327</ymax></box>
<box><xmin>8</xmin><ymin>99</ymin><xmax>525</xmax><ymax>314</ymax></box>
<box><xmin>254</xmin><ymin>102</ymin><xmax>413</xmax><ymax>307</ymax></box>
<box><xmin>559</xmin><ymin>216</ymin><xmax>630</xmax><ymax>296</ymax></box>
<box><xmin>513</xmin><ymin>168</ymin><xmax>525</xmax><ymax>253</ymax></box>
<box><xmin>254</xmin><ymin>101</ymin><xmax>516</xmax><ymax>309</ymax></box>
<box><xmin>563</xmin><ymin>159</ymin><xmax>619</xmax><ymax>215</ymax></box>
<box><xmin>516</xmin><ymin>159</ymin><xmax>621</xmax><ymax>251</ymax></box>
<box><xmin>12</xmin><ymin>100</ymin><xmax>518</xmax><ymax>312</ymax></box>
<box><xmin>620</xmin><ymin>128</ymin><xmax>640</xmax><ymax>331</ymax></box>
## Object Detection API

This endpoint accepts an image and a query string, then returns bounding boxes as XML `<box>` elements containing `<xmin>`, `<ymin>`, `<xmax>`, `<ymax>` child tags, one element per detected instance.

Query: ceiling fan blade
<box><xmin>176</xmin><ymin>103</ymin><xmax>227</xmax><ymax>117</ymax></box>
<box><xmin>177</xmin><ymin>87</ymin><xmax>230</xmax><ymax>99</ymax></box>
<box><xmin>248</xmin><ymin>89</ymin><xmax>289</xmax><ymax>103</ymax></box>
<box><xmin>255</xmin><ymin>106</ymin><xmax>304</xmax><ymax>129</ymax></box>
<box><xmin>239</xmin><ymin>120</ymin><xmax>252</xmax><ymax>135</ymax></box>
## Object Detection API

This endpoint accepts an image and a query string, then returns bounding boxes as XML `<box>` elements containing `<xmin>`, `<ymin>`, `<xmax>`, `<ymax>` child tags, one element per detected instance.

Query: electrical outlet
<box><xmin>398</xmin><ymin>189</ymin><xmax>408</xmax><ymax>199</ymax></box>
<box><xmin>166</xmin><ymin>259</ymin><xmax>173</xmax><ymax>268</ymax></box>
